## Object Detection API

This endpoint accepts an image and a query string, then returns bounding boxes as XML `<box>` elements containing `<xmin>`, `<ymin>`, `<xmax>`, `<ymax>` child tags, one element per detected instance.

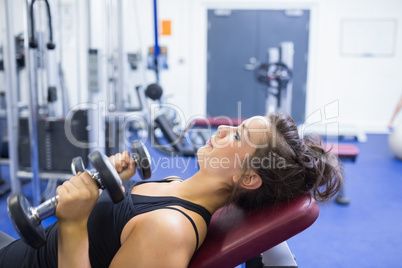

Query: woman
<box><xmin>0</xmin><ymin>112</ymin><xmax>342</xmax><ymax>267</ymax></box>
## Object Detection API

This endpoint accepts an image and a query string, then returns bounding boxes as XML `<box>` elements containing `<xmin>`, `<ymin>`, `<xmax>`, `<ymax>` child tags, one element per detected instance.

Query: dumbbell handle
<box><xmin>122</xmin><ymin>154</ymin><xmax>140</xmax><ymax>172</ymax></box>
<box><xmin>132</xmin><ymin>154</ymin><xmax>140</xmax><ymax>165</ymax></box>
<box><xmin>131</xmin><ymin>141</ymin><xmax>152</xmax><ymax>180</ymax></box>
<box><xmin>32</xmin><ymin>195</ymin><xmax>59</xmax><ymax>223</ymax></box>
<box><xmin>31</xmin><ymin>170</ymin><xmax>103</xmax><ymax>224</ymax></box>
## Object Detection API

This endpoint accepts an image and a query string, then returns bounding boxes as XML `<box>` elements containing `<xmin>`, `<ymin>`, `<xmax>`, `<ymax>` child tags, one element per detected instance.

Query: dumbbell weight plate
<box><xmin>7</xmin><ymin>193</ymin><xmax>46</xmax><ymax>248</ymax></box>
<box><xmin>71</xmin><ymin>156</ymin><xmax>86</xmax><ymax>175</ymax></box>
<box><xmin>131</xmin><ymin>141</ymin><xmax>151</xmax><ymax>180</ymax></box>
<box><xmin>89</xmin><ymin>151</ymin><xmax>124</xmax><ymax>203</ymax></box>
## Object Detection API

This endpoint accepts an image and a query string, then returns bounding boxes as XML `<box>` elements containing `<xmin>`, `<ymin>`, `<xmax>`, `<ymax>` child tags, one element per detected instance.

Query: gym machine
<box><xmin>144</xmin><ymin>0</ymin><xmax>197</xmax><ymax>157</ymax></box>
<box><xmin>0</xmin><ymin>32</ymin><xmax>25</xmax><ymax>197</ymax></box>
<box><xmin>2</xmin><ymin>0</ymin><xmax>152</xmax><ymax>206</ymax></box>
<box><xmin>83</xmin><ymin>0</ymin><xmax>154</xmax><ymax>160</ymax></box>
<box><xmin>1</xmin><ymin>0</ymin><xmax>86</xmax><ymax>206</ymax></box>
<box><xmin>151</xmin><ymin>113</ymin><xmax>196</xmax><ymax>157</ymax></box>
<box><xmin>141</xmin><ymin>85</ymin><xmax>198</xmax><ymax>157</ymax></box>
<box><xmin>251</xmin><ymin>42</ymin><xmax>294</xmax><ymax>115</ymax></box>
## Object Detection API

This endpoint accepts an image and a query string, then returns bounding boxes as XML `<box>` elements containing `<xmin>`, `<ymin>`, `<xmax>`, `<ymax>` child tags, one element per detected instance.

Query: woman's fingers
<box><xmin>121</xmin><ymin>151</ymin><xmax>131</xmax><ymax>169</ymax></box>
<box><xmin>57</xmin><ymin>173</ymin><xmax>97</xmax><ymax>200</ymax></box>
<box><xmin>55</xmin><ymin>172</ymin><xmax>100</xmax><ymax>224</ymax></box>
<box><xmin>110</xmin><ymin>152</ymin><xmax>127</xmax><ymax>172</ymax></box>
<box><xmin>110</xmin><ymin>151</ymin><xmax>135</xmax><ymax>173</ymax></box>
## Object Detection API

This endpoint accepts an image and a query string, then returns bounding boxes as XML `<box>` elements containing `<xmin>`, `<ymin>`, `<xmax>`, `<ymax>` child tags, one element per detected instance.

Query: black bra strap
<box><xmin>163</xmin><ymin>207</ymin><xmax>199</xmax><ymax>252</ymax></box>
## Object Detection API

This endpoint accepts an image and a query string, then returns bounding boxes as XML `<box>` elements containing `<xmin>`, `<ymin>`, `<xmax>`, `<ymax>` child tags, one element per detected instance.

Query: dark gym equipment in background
<box><xmin>151</xmin><ymin>113</ymin><xmax>196</xmax><ymax>157</ymax></box>
<box><xmin>255</xmin><ymin>61</ymin><xmax>293</xmax><ymax>109</ymax></box>
<box><xmin>143</xmin><ymin>82</ymin><xmax>198</xmax><ymax>157</ymax></box>
<box><xmin>18</xmin><ymin>110</ymin><xmax>89</xmax><ymax>172</ymax></box>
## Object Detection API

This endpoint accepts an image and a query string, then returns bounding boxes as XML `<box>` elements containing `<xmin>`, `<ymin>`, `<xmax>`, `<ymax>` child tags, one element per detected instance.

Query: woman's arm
<box><xmin>109</xmin><ymin>209</ymin><xmax>197</xmax><ymax>268</ymax></box>
<box><xmin>56</xmin><ymin>172</ymin><xmax>100</xmax><ymax>268</ymax></box>
<box><xmin>58</xmin><ymin>222</ymin><xmax>90</xmax><ymax>268</ymax></box>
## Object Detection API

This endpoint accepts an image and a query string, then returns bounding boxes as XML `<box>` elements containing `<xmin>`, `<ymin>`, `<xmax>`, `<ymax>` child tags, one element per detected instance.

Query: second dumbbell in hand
<box><xmin>109</xmin><ymin>150</ymin><xmax>137</xmax><ymax>181</ymax></box>
<box><xmin>109</xmin><ymin>140</ymin><xmax>152</xmax><ymax>181</ymax></box>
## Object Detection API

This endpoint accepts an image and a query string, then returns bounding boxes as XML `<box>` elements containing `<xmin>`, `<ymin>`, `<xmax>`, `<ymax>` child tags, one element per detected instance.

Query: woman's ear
<box><xmin>232</xmin><ymin>170</ymin><xmax>262</xmax><ymax>190</ymax></box>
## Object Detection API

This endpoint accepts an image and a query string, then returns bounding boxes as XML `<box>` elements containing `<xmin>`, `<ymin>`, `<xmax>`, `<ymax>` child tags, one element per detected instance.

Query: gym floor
<box><xmin>0</xmin><ymin>134</ymin><xmax>401</xmax><ymax>267</ymax></box>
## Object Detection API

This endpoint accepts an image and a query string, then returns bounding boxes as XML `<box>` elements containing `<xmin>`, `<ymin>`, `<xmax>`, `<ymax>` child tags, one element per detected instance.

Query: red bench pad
<box><xmin>324</xmin><ymin>144</ymin><xmax>359</xmax><ymax>158</ymax></box>
<box><xmin>189</xmin><ymin>194</ymin><xmax>319</xmax><ymax>268</ymax></box>
<box><xmin>193</xmin><ymin>118</ymin><xmax>245</xmax><ymax>127</ymax></box>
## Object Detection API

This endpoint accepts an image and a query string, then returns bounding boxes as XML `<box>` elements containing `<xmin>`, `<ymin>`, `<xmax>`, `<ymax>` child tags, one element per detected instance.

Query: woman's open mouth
<box><xmin>206</xmin><ymin>137</ymin><xmax>213</xmax><ymax>148</ymax></box>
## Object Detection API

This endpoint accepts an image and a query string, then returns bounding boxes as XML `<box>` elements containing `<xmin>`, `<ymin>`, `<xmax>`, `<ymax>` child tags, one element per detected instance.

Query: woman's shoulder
<box><xmin>114</xmin><ymin>208</ymin><xmax>195</xmax><ymax>267</ymax></box>
<box><xmin>122</xmin><ymin>207</ymin><xmax>197</xmax><ymax>250</ymax></box>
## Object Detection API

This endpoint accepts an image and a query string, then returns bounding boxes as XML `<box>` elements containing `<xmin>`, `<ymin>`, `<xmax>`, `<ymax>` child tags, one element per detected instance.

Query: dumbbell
<box><xmin>7</xmin><ymin>150</ymin><xmax>124</xmax><ymax>249</ymax></box>
<box><xmin>70</xmin><ymin>140</ymin><xmax>151</xmax><ymax>197</ymax></box>
<box><xmin>129</xmin><ymin>140</ymin><xmax>152</xmax><ymax>180</ymax></box>
<box><xmin>74</xmin><ymin>140</ymin><xmax>152</xmax><ymax>180</ymax></box>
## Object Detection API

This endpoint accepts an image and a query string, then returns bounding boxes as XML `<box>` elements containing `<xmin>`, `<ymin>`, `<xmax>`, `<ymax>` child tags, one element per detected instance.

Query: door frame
<box><xmin>188</xmin><ymin>2</ymin><xmax>319</xmax><ymax>121</ymax></box>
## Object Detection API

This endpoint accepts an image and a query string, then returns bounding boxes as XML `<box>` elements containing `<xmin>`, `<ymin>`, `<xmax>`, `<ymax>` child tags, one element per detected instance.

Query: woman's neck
<box><xmin>174</xmin><ymin>171</ymin><xmax>233</xmax><ymax>214</ymax></box>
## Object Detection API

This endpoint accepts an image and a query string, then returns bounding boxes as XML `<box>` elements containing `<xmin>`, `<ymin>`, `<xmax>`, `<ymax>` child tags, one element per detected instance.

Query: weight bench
<box><xmin>193</xmin><ymin>117</ymin><xmax>246</xmax><ymax>128</ymax></box>
<box><xmin>324</xmin><ymin>143</ymin><xmax>359</xmax><ymax>205</ymax></box>
<box><xmin>189</xmin><ymin>194</ymin><xmax>319</xmax><ymax>268</ymax></box>
<box><xmin>324</xmin><ymin>143</ymin><xmax>359</xmax><ymax>163</ymax></box>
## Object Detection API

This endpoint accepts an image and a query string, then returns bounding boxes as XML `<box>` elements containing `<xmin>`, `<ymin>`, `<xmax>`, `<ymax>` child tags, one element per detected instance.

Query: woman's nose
<box><xmin>217</xmin><ymin>125</ymin><xmax>231</xmax><ymax>137</ymax></box>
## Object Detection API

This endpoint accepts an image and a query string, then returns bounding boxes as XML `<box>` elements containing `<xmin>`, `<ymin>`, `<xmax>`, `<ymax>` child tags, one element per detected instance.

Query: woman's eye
<box><xmin>235</xmin><ymin>131</ymin><xmax>241</xmax><ymax>141</ymax></box>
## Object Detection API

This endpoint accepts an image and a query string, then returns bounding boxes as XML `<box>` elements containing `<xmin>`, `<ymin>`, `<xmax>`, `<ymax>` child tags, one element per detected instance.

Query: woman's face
<box><xmin>197</xmin><ymin>116</ymin><xmax>269</xmax><ymax>176</ymax></box>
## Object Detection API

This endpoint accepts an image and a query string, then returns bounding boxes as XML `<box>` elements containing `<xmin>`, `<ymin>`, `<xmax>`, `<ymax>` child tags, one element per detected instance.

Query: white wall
<box><xmin>310</xmin><ymin>0</ymin><xmax>402</xmax><ymax>132</ymax></box>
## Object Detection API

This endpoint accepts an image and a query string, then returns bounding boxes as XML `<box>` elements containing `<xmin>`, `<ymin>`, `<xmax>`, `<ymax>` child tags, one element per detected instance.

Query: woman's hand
<box><xmin>55</xmin><ymin>172</ymin><xmax>99</xmax><ymax>227</ymax></box>
<box><xmin>109</xmin><ymin>151</ymin><xmax>136</xmax><ymax>181</ymax></box>
<box><xmin>57</xmin><ymin>172</ymin><xmax>97</xmax><ymax>268</ymax></box>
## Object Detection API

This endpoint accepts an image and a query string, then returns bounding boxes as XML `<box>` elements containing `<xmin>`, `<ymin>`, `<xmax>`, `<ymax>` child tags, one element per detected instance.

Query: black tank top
<box><xmin>0</xmin><ymin>180</ymin><xmax>211</xmax><ymax>268</ymax></box>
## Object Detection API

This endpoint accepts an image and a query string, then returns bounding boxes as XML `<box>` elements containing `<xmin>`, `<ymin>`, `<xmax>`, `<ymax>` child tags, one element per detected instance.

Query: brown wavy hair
<box><xmin>230</xmin><ymin>112</ymin><xmax>343</xmax><ymax>210</ymax></box>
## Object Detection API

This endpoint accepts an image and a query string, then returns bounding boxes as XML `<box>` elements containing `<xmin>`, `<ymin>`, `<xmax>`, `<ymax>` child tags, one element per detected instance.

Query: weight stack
<box><xmin>19</xmin><ymin>110</ymin><xmax>89</xmax><ymax>172</ymax></box>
